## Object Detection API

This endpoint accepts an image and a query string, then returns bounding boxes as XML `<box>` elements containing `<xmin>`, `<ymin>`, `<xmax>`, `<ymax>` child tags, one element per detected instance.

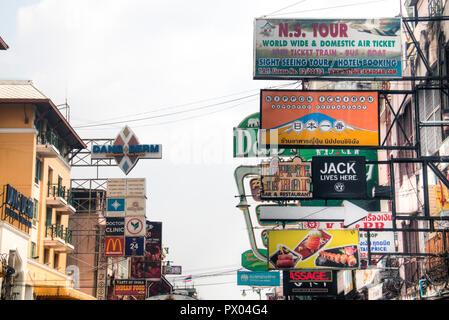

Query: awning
<box><xmin>33</xmin><ymin>286</ymin><xmax>97</xmax><ymax>300</ymax></box>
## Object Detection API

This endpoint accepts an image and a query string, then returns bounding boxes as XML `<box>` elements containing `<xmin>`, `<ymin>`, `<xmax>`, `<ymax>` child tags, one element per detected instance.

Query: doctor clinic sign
<box><xmin>312</xmin><ymin>156</ymin><xmax>367</xmax><ymax>199</ymax></box>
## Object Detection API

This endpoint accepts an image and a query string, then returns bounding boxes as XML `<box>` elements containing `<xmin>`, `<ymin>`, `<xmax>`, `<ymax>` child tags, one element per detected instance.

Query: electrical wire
<box><xmin>72</xmin><ymin>81</ymin><xmax>300</xmax><ymax>129</ymax></box>
<box><xmin>264</xmin><ymin>0</ymin><xmax>308</xmax><ymax>17</ymax></box>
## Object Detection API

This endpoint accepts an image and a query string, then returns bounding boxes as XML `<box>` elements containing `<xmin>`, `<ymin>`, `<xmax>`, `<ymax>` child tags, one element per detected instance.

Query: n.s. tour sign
<box><xmin>91</xmin><ymin>126</ymin><xmax>162</xmax><ymax>175</ymax></box>
<box><xmin>253</xmin><ymin>18</ymin><xmax>402</xmax><ymax>79</ymax></box>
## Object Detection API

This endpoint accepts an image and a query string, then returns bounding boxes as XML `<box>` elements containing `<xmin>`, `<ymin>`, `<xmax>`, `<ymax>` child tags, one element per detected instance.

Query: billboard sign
<box><xmin>260</xmin><ymin>156</ymin><xmax>312</xmax><ymax>200</ymax></box>
<box><xmin>125</xmin><ymin>197</ymin><xmax>146</xmax><ymax>216</ymax></box>
<box><xmin>106</xmin><ymin>198</ymin><xmax>125</xmax><ymax>217</ymax></box>
<box><xmin>104</xmin><ymin>236</ymin><xmax>125</xmax><ymax>256</ymax></box>
<box><xmin>312</xmin><ymin>156</ymin><xmax>367</xmax><ymax>199</ymax></box>
<box><xmin>114</xmin><ymin>279</ymin><xmax>146</xmax><ymax>296</ymax></box>
<box><xmin>146</xmin><ymin>276</ymin><xmax>173</xmax><ymax>298</ymax></box>
<box><xmin>253</xmin><ymin>18</ymin><xmax>402</xmax><ymax>79</ymax></box>
<box><xmin>237</xmin><ymin>271</ymin><xmax>280</xmax><ymax>286</ymax></box>
<box><xmin>162</xmin><ymin>265</ymin><xmax>182</xmax><ymax>275</ymax></box>
<box><xmin>125</xmin><ymin>236</ymin><xmax>145</xmax><ymax>256</ymax></box>
<box><xmin>260</xmin><ymin>90</ymin><xmax>379</xmax><ymax>148</ymax></box>
<box><xmin>283</xmin><ymin>270</ymin><xmax>337</xmax><ymax>296</ymax></box>
<box><xmin>105</xmin><ymin>217</ymin><xmax>125</xmax><ymax>236</ymax></box>
<box><xmin>268</xmin><ymin>229</ymin><xmax>359</xmax><ymax>270</ymax></box>
<box><xmin>91</xmin><ymin>126</ymin><xmax>162</xmax><ymax>175</ymax></box>
<box><xmin>299</xmin><ymin>148</ymin><xmax>379</xmax><ymax>211</ymax></box>
<box><xmin>125</xmin><ymin>216</ymin><xmax>146</xmax><ymax>237</ymax></box>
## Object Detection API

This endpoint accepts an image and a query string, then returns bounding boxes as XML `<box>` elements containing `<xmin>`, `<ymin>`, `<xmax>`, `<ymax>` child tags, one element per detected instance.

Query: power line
<box><xmin>72</xmin><ymin>81</ymin><xmax>300</xmax><ymax>129</ymax></box>
<box><xmin>264</xmin><ymin>0</ymin><xmax>308</xmax><ymax>17</ymax></box>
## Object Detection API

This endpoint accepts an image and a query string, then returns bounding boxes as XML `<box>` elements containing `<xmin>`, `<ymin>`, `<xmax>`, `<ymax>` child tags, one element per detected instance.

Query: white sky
<box><xmin>0</xmin><ymin>0</ymin><xmax>401</xmax><ymax>300</ymax></box>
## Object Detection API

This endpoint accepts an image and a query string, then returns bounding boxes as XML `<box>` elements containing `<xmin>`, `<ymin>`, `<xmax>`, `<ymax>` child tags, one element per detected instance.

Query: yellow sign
<box><xmin>268</xmin><ymin>229</ymin><xmax>359</xmax><ymax>270</ymax></box>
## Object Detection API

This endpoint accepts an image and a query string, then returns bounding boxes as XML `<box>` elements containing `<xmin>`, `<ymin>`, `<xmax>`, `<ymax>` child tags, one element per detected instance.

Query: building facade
<box><xmin>0</xmin><ymin>80</ymin><xmax>95</xmax><ymax>300</ymax></box>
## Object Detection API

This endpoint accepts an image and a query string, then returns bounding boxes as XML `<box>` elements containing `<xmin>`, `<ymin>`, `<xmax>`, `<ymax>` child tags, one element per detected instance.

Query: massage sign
<box><xmin>312</xmin><ymin>156</ymin><xmax>367</xmax><ymax>199</ymax></box>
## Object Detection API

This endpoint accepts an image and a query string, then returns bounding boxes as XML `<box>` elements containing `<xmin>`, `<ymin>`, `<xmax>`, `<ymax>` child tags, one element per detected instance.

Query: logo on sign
<box><xmin>91</xmin><ymin>126</ymin><xmax>162</xmax><ymax>175</ymax></box>
<box><xmin>105</xmin><ymin>237</ymin><xmax>124</xmax><ymax>256</ymax></box>
<box><xmin>125</xmin><ymin>236</ymin><xmax>145</xmax><ymax>256</ymax></box>
<box><xmin>125</xmin><ymin>217</ymin><xmax>145</xmax><ymax>237</ymax></box>
<box><xmin>107</xmin><ymin>198</ymin><xmax>125</xmax><ymax>216</ymax></box>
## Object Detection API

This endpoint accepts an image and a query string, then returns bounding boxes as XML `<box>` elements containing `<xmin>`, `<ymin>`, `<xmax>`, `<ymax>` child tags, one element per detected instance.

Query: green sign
<box><xmin>299</xmin><ymin>148</ymin><xmax>380</xmax><ymax>211</ymax></box>
<box><xmin>241</xmin><ymin>249</ymin><xmax>268</xmax><ymax>271</ymax></box>
<box><xmin>233</xmin><ymin>113</ymin><xmax>299</xmax><ymax>157</ymax></box>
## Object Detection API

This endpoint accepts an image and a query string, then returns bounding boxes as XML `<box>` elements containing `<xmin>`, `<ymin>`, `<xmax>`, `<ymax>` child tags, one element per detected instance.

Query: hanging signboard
<box><xmin>114</xmin><ymin>279</ymin><xmax>146</xmax><ymax>296</ymax></box>
<box><xmin>125</xmin><ymin>216</ymin><xmax>146</xmax><ymax>237</ymax></box>
<box><xmin>241</xmin><ymin>249</ymin><xmax>268</xmax><ymax>271</ymax></box>
<box><xmin>163</xmin><ymin>265</ymin><xmax>182</xmax><ymax>275</ymax></box>
<box><xmin>91</xmin><ymin>126</ymin><xmax>162</xmax><ymax>175</ymax></box>
<box><xmin>105</xmin><ymin>217</ymin><xmax>125</xmax><ymax>236</ymax></box>
<box><xmin>130</xmin><ymin>221</ymin><xmax>162</xmax><ymax>280</ymax></box>
<box><xmin>283</xmin><ymin>270</ymin><xmax>337</xmax><ymax>296</ymax></box>
<box><xmin>125</xmin><ymin>197</ymin><xmax>146</xmax><ymax>217</ymax></box>
<box><xmin>268</xmin><ymin>229</ymin><xmax>359</xmax><ymax>270</ymax></box>
<box><xmin>146</xmin><ymin>276</ymin><xmax>173</xmax><ymax>298</ymax></box>
<box><xmin>260</xmin><ymin>156</ymin><xmax>312</xmax><ymax>200</ymax></box>
<box><xmin>253</xmin><ymin>18</ymin><xmax>402</xmax><ymax>79</ymax></box>
<box><xmin>106</xmin><ymin>198</ymin><xmax>125</xmax><ymax>217</ymax></box>
<box><xmin>104</xmin><ymin>236</ymin><xmax>125</xmax><ymax>256</ymax></box>
<box><xmin>312</xmin><ymin>156</ymin><xmax>367</xmax><ymax>199</ymax></box>
<box><xmin>125</xmin><ymin>236</ymin><xmax>145</xmax><ymax>256</ymax></box>
<box><xmin>260</xmin><ymin>90</ymin><xmax>379</xmax><ymax>148</ymax></box>
<box><xmin>300</xmin><ymin>148</ymin><xmax>379</xmax><ymax>211</ymax></box>
<box><xmin>2</xmin><ymin>184</ymin><xmax>33</xmax><ymax>232</ymax></box>
<box><xmin>237</xmin><ymin>271</ymin><xmax>280</xmax><ymax>286</ymax></box>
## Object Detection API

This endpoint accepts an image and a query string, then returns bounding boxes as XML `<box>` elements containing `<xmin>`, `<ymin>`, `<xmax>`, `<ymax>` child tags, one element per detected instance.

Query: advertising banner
<box><xmin>146</xmin><ymin>276</ymin><xmax>173</xmax><ymax>298</ymax></box>
<box><xmin>125</xmin><ymin>197</ymin><xmax>146</xmax><ymax>216</ymax></box>
<box><xmin>163</xmin><ymin>265</ymin><xmax>182</xmax><ymax>275</ymax></box>
<box><xmin>125</xmin><ymin>236</ymin><xmax>145</xmax><ymax>256</ymax></box>
<box><xmin>237</xmin><ymin>271</ymin><xmax>280</xmax><ymax>286</ymax></box>
<box><xmin>268</xmin><ymin>229</ymin><xmax>359</xmax><ymax>270</ymax></box>
<box><xmin>105</xmin><ymin>217</ymin><xmax>125</xmax><ymax>236</ymax></box>
<box><xmin>241</xmin><ymin>249</ymin><xmax>268</xmax><ymax>271</ymax></box>
<box><xmin>260</xmin><ymin>156</ymin><xmax>312</xmax><ymax>200</ymax></box>
<box><xmin>104</xmin><ymin>236</ymin><xmax>125</xmax><ymax>256</ymax></box>
<box><xmin>253</xmin><ymin>18</ymin><xmax>402</xmax><ymax>79</ymax></box>
<box><xmin>260</xmin><ymin>90</ymin><xmax>379</xmax><ymax>148</ymax></box>
<box><xmin>106</xmin><ymin>179</ymin><xmax>127</xmax><ymax>197</ymax></box>
<box><xmin>106</xmin><ymin>198</ymin><xmax>125</xmax><ymax>217</ymax></box>
<box><xmin>312</xmin><ymin>156</ymin><xmax>367</xmax><ymax>199</ymax></box>
<box><xmin>125</xmin><ymin>216</ymin><xmax>146</xmax><ymax>237</ymax></box>
<box><xmin>114</xmin><ymin>279</ymin><xmax>146</xmax><ymax>296</ymax></box>
<box><xmin>283</xmin><ymin>270</ymin><xmax>337</xmax><ymax>296</ymax></box>
<box><xmin>130</xmin><ymin>221</ymin><xmax>162</xmax><ymax>280</ymax></box>
<box><xmin>299</xmin><ymin>148</ymin><xmax>379</xmax><ymax>211</ymax></box>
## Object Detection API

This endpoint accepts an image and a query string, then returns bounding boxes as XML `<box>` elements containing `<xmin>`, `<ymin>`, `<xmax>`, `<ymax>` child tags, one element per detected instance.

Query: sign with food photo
<box><xmin>268</xmin><ymin>229</ymin><xmax>359</xmax><ymax>270</ymax></box>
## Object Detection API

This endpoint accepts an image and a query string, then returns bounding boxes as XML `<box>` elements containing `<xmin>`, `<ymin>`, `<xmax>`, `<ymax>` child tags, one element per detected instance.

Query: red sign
<box><xmin>288</xmin><ymin>270</ymin><xmax>333</xmax><ymax>282</ymax></box>
<box><xmin>105</xmin><ymin>236</ymin><xmax>124</xmax><ymax>256</ymax></box>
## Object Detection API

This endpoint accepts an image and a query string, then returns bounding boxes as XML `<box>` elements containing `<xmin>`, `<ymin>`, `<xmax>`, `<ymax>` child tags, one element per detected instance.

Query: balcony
<box><xmin>43</xmin><ymin>224</ymin><xmax>74</xmax><ymax>253</ymax></box>
<box><xmin>47</xmin><ymin>184</ymin><xmax>76</xmax><ymax>215</ymax></box>
<box><xmin>36</xmin><ymin>129</ymin><xmax>61</xmax><ymax>158</ymax></box>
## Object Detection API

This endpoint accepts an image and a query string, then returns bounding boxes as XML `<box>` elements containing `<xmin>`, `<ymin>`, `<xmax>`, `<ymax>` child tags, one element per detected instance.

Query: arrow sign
<box><xmin>259</xmin><ymin>200</ymin><xmax>369</xmax><ymax>227</ymax></box>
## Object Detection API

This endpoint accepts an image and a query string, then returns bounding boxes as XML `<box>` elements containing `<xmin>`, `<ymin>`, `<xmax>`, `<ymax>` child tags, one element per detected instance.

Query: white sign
<box><xmin>259</xmin><ymin>200</ymin><xmax>369</xmax><ymax>227</ymax></box>
<box><xmin>125</xmin><ymin>197</ymin><xmax>146</xmax><ymax>217</ymax></box>
<box><xmin>125</xmin><ymin>216</ymin><xmax>146</xmax><ymax>237</ymax></box>
<box><xmin>368</xmin><ymin>283</ymin><xmax>383</xmax><ymax>300</ymax></box>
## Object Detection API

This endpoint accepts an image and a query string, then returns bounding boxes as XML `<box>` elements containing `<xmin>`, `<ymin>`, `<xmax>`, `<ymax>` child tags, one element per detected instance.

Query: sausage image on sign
<box><xmin>269</xmin><ymin>245</ymin><xmax>300</xmax><ymax>269</ymax></box>
<box><xmin>293</xmin><ymin>230</ymin><xmax>332</xmax><ymax>261</ymax></box>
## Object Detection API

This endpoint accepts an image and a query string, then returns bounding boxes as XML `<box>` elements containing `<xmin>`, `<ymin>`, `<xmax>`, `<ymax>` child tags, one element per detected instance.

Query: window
<box><xmin>397</xmin><ymin>103</ymin><xmax>415</xmax><ymax>185</ymax></box>
<box><xmin>54</xmin><ymin>253</ymin><xmax>59</xmax><ymax>270</ymax></box>
<box><xmin>46</xmin><ymin>207</ymin><xmax>52</xmax><ymax>227</ymax></box>
<box><xmin>43</xmin><ymin>249</ymin><xmax>49</xmax><ymax>265</ymax></box>
<box><xmin>32</xmin><ymin>199</ymin><xmax>39</xmax><ymax>226</ymax></box>
<box><xmin>34</xmin><ymin>157</ymin><xmax>42</xmax><ymax>184</ymax></box>
<box><xmin>29</xmin><ymin>242</ymin><xmax>37</xmax><ymax>259</ymax></box>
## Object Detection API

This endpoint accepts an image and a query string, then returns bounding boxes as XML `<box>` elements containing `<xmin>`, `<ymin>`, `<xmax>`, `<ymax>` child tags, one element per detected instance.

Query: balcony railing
<box><xmin>37</xmin><ymin>128</ymin><xmax>63</xmax><ymax>153</ymax></box>
<box><xmin>45</xmin><ymin>224</ymin><xmax>72</xmax><ymax>245</ymax></box>
<box><xmin>47</xmin><ymin>183</ymin><xmax>74</xmax><ymax>207</ymax></box>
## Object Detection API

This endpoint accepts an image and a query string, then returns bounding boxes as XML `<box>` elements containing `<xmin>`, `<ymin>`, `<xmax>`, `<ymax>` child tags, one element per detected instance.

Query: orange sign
<box><xmin>105</xmin><ymin>236</ymin><xmax>124</xmax><ymax>256</ymax></box>
<box><xmin>260</xmin><ymin>90</ymin><xmax>379</xmax><ymax>147</ymax></box>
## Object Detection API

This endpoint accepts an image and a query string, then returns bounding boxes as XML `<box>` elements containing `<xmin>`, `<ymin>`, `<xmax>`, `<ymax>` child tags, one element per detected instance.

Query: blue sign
<box><xmin>125</xmin><ymin>236</ymin><xmax>145</xmax><ymax>256</ymax></box>
<box><xmin>107</xmin><ymin>198</ymin><xmax>125</xmax><ymax>212</ymax></box>
<box><xmin>237</xmin><ymin>271</ymin><xmax>280</xmax><ymax>286</ymax></box>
